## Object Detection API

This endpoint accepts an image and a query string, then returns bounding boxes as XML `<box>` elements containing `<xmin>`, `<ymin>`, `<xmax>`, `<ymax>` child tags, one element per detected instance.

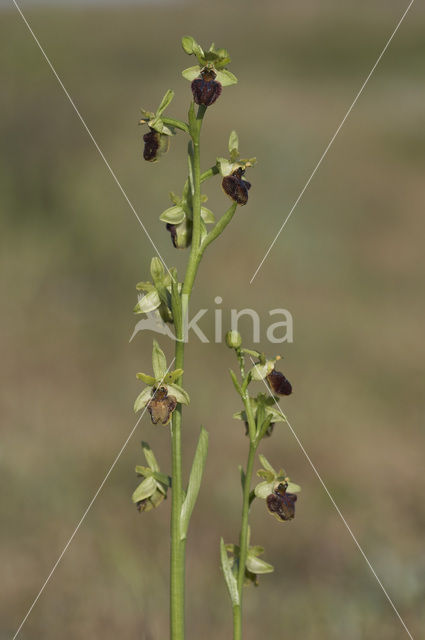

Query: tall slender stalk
<box><xmin>169</xmin><ymin>104</ymin><xmax>206</xmax><ymax>640</ymax></box>
<box><xmin>232</xmin><ymin>396</ymin><xmax>258</xmax><ymax>640</ymax></box>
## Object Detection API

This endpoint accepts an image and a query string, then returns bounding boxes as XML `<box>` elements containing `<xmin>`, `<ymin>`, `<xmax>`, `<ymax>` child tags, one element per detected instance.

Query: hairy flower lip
<box><xmin>222</xmin><ymin>167</ymin><xmax>251</xmax><ymax>206</ymax></box>
<box><xmin>266</xmin><ymin>482</ymin><xmax>297</xmax><ymax>521</ymax></box>
<box><xmin>191</xmin><ymin>68</ymin><xmax>222</xmax><ymax>107</ymax></box>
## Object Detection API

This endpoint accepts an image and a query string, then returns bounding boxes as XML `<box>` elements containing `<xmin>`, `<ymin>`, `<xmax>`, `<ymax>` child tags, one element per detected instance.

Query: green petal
<box><xmin>159</xmin><ymin>206</ymin><xmax>186</xmax><ymax>225</ymax></box>
<box><xmin>136</xmin><ymin>372</ymin><xmax>156</xmax><ymax>385</ymax></box>
<box><xmin>167</xmin><ymin>383</ymin><xmax>190</xmax><ymax>405</ymax></box>
<box><xmin>182</xmin><ymin>65</ymin><xmax>201</xmax><ymax>82</ymax></box>
<box><xmin>228</xmin><ymin>130</ymin><xmax>239</xmax><ymax>155</ymax></box>
<box><xmin>164</xmin><ymin>368</ymin><xmax>184</xmax><ymax>384</ymax></box>
<box><xmin>131</xmin><ymin>475</ymin><xmax>156</xmax><ymax>503</ymax></box>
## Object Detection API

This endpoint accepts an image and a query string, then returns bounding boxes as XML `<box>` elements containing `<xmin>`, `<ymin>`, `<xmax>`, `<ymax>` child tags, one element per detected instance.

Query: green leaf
<box><xmin>159</xmin><ymin>206</ymin><xmax>186</xmax><ymax>225</ymax></box>
<box><xmin>182</xmin><ymin>35</ymin><xmax>196</xmax><ymax>54</ymax></box>
<box><xmin>156</xmin><ymin>89</ymin><xmax>174</xmax><ymax>117</ymax></box>
<box><xmin>228</xmin><ymin>130</ymin><xmax>239</xmax><ymax>154</ymax></box>
<box><xmin>180</xmin><ymin>426</ymin><xmax>209</xmax><ymax>540</ymax></box>
<box><xmin>134</xmin><ymin>386</ymin><xmax>152</xmax><ymax>413</ymax></box>
<box><xmin>200</xmin><ymin>206</ymin><xmax>215</xmax><ymax>224</ymax></box>
<box><xmin>134</xmin><ymin>289</ymin><xmax>161</xmax><ymax>314</ymax></box>
<box><xmin>182</xmin><ymin>65</ymin><xmax>201</xmax><ymax>82</ymax></box>
<box><xmin>131</xmin><ymin>475</ymin><xmax>156</xmax><ymax>503</ymax></box>
<box><xmin>164</xmin><ymin>368</ymin><xmax>184</xmax><ymax>384</ymax></box>
<box><xmin>232</xmin><ymin>410</ymin><xmax>245</xmax><ymax>421</ymax></box>
<box><xmin>167</xmin><ymin>383</ymin><xmax>190</xmax><ymax>405</ymax></box>
<box><xmin>220</xmin><ymin>538</ymin><xmax>240</xmax><ymax>606</ymax></box>
<box><xmin>259</xmin><ymin>454</ymin><xmax>276</xmax><ymax>474</ymax></box>
<box><xmin>215</xmin><ymin>69</ymin><xmax>238</xmax><ymax>87</ymax></box>
<box><xmin>142</xmin><ymin>441</ymin><xmax>160</xmax><ymax>472</ymax></box>
<box><xmin>152</xmin><ymin>340</ymin><xmax>167</xmax><ymax>379</ymax></box>
<box><xmin>136</xmin><ymin>372</ymin><xmax>156</xmax><ymax>385</ymax></box>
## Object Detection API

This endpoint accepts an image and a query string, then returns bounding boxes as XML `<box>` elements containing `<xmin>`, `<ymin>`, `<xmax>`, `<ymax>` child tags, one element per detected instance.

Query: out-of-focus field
<box><xmin>1</xmin><ymin>1</ymin><xmax>424</xmax><ymax>638</ymax></box>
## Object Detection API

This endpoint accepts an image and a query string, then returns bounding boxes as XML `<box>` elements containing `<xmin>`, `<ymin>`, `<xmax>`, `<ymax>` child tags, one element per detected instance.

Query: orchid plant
<box><xmin>131</xmin><ymin>36</ymin><xmax>299</xmax><ymax>640</ymax></box>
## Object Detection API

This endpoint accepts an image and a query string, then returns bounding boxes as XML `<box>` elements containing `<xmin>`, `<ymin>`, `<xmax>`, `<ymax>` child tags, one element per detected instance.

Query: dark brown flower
<box><xmin>266</xmin><ymin>369</ymin><xmax>292</xmax><ymax>396</ymax></box>
<box><xmin>147</xmin><ymin>386</ymin><xmax>177</xmax><ymax>425</ymax></box>
<box><xmin>266</xmin><ymin>482</ymin><xmax>297</xmax><ymax>521</ymax></box>
<box><xmin>222</xmin><ymin>167</ymin><xmax>251</xmax><ymax>206</ymax></box>
<box><xmin>143</xmin><ymin>129</ymin><xmax>160</xmax><ymax>162</ymax></box>
<box><xmin>191</xmin><ymin>68</ymin><xmax>222</xmax><ymax>107</ymax></box>
<box><xmin>166</xmin><ymin>220</ymin><xmax>192</xmax><ymax>249</ymax></box>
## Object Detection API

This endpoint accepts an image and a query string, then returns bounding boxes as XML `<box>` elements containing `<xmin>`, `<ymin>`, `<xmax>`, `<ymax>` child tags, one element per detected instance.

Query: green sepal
<box><xmin>156</xmin><ymin>89</ymin><xmax>174</xmax><ymax>117</ymax></box>
<box><xmin>134</xmin><ymin>289</ymin><xmax>161</xmax><ymax>314</ymax></box>
<box><xmin>182</xmin><ymin>35</ymin><xmax>196</xmax><ymax>55</ymax></box>
<box><xmin>250</xmin><ymin>359</ymin><xmax>276</xmax><ymax>381</ymax></box>
<box><xmin>180</xmin><ymin>426</ymin><xmax>209</xmax><ymax>540</ymax></box>
<box><xmin>167</xmin><ymin>383</ymin><xmax>190</xmax><ymax>405</ymax></box>
<box><xmin>246</xmin><ymin>554</ymin><xmax>274</xmax><ymax>575</ymax></box>
<box><xmin>215</xmin><ymin>69</ymin><xmax>238</xmax><ymax>86</ymax></box>
<box><xmin>160</xmin><ymin>206</ymin><xmax>186</xmax><ymax>225</ymax></box>
<box><xmin>258</xmin><ymin>454</ymin><xmax>276</xmax><ymax>474</ymax></box>
<box><xmin>254</xmin><ymin>480</ymin><xmax>274</xmax><ymax>499</ymax></box>
<box><xmin>134</xmin><ymin>387</ymin><xmax>152</xmax><ymax>413</ymax></box>
<box><xmin>135</xmin><ymin>465</ymin><xmax>152</xmax><ymax>477</ymax></box>
<box><xmin>136</xmin><ymin>372</ymin><xmax>156</xmax><ymax>386</ymax></box>
<box><xmin>131</xmin><ymin>475</ymin><xmax>156</xmax><ymax>503</ymax></box>
<box><xmin>152</xmin><ymin>340</ymin><xmax>167</xmax><ymax>379</ymax></box>
<box><xmin>135</xmin><ymin>281</ymin><xmax>155</xmax><ymax>292</ymax></box>
<box><xmin>141</xmin><ymin>441</ymin><xmax>160</xmax><ymax>472</ymax></box>
<box><xmin>182</xmin><ymin>65</ymin><xmax>201</xmax><ymax>82</ymax></box>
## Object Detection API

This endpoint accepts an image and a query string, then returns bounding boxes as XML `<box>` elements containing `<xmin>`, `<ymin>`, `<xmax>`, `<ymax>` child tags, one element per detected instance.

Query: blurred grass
<box><xmin>1</xmin><ymin>1</ymin><xmax>424</xmax><ymax>638</ymax></box>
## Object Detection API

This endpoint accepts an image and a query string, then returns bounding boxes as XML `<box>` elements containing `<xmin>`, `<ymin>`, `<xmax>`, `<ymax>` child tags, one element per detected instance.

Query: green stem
<box><xmin>200</xmin><ymin>203</ymin><xmax>237</xmax><ymax>255</ymax></box>
<box><xmin>234</xmin><ymin>439</ymin><xmax>257</xmax><ymax>640</ymax></box>
<box><xmin>169</xmin><ymin>103</ymin><xmax>206</xmax><ymax>640</ymax></box>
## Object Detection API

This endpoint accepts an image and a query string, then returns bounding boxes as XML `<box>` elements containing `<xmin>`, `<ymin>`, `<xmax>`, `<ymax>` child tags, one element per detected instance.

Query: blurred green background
<box><xmin>1</xmin><ymin>1</ymin><xmax>424</xmax><ymax>638</ymax></box>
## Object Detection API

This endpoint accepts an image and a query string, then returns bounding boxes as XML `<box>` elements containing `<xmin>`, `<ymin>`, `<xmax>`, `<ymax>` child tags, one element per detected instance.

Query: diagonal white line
<box><xmin>250</xmin><ymin>359</ymin><xmax>414</xmax><ymax>639</ymax></box>
<box><xmin>249</xmin><ymin>0</ymin><xmax>416</xmax><ymax>284</ymax></box>
<box><xmin>11</xmin><ymin>0</ymin><xmax>172</xmax><ymax>278</ymax></box>
<box><xmin>12</xmin><ymin>358</ymin><xmax>176</xmax><ymax>640</ymax></box>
